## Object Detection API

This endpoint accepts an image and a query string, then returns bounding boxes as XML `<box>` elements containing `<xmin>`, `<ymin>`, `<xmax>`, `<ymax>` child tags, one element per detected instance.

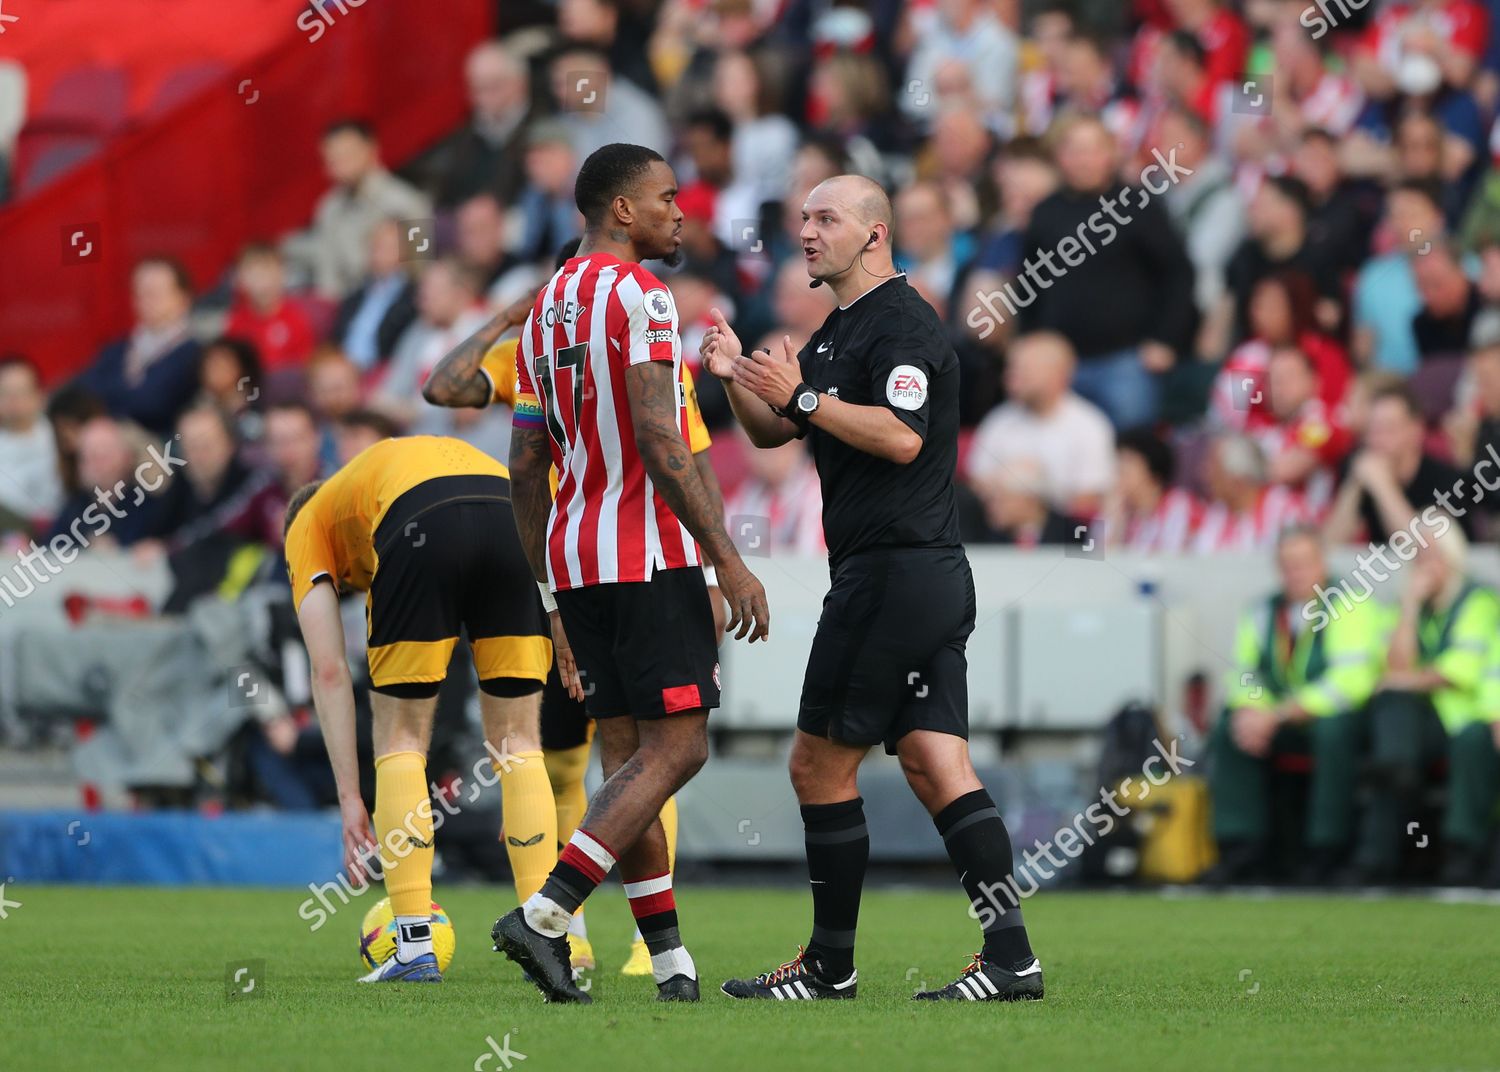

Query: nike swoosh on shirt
<box><xmin>816</xmin><ymin>342</ymin><xmax>830</xmax><ymax>352</ymax></box>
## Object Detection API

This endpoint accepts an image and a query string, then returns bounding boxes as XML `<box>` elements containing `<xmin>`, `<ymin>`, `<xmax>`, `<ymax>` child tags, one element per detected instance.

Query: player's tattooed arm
<box><xmin>508</xmin><ymin>423</ymin><xmax>555</xmax><ymax>586</ymax></box>
<box><xmin>626</xmin><ymin>361</ymin><xmax>769</xmax><ymax>641</ymax></box>
<box><xmin>422</xmin><ymin>293</ymin><xmax>534</xmax><ymax>408</ymax></box>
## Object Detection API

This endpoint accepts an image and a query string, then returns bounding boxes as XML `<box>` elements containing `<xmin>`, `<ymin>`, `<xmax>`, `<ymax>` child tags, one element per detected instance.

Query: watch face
<box><xmin>797</xmin><ymin>390</ymin><xmax>818</xmax><ymax>413</ymax></box>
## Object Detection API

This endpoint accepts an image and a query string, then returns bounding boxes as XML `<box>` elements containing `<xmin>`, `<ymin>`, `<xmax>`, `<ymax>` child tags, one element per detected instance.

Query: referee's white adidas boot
<box><xmin>912</xmin><ymin>954</ymin><xmax>1043</xmax><ymax>1002</ymax></box>
<box><xmin>720</xmin><ymin>946</ymin><xmax>857</xmax><ymax>1001</ymax></box>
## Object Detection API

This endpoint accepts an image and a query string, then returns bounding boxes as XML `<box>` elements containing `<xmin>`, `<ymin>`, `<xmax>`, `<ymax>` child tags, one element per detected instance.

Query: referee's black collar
<box><xmin>836</xmin><ymin>272</ymin><xmax>908</xmax><ymax>311</ymax></box>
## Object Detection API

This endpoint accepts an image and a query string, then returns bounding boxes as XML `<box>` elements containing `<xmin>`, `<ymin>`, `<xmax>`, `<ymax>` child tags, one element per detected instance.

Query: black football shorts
<box><xmin>554</xmin><ymin>566</ymin><xmax>721</xmax><ymax>720</ymax></box>
<box><xmin>797</xmin><ymin>546</ymin><xmax>975</xmax><ymax>754</ymax></box>
<box><xmin>367</xmin><ymin>475</ymin><xmax>550</xmax><ymax>696</ymax></box>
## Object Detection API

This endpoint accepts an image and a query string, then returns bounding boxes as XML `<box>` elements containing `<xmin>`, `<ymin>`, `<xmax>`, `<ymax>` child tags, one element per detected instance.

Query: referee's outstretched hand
<box><xmin>715</xmin><ymin>557</ymin><xmax>770</xmax><ymax>643</ymax></box>
<box><xmin>700</xmin><ymin>307</ymin><xmax>740</xmax><ymax>381</ymax></box>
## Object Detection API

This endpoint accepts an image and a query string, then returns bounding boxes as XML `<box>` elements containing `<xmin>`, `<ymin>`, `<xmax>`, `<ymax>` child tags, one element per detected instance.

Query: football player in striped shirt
<box><xmin>489</xmin><ymin>143</ymin><xmax>769</xmax><ymax>1004</ymax></box>
<box><xmin>424</xmin><ymin>249</ymin><xmax>728</xmax><ymax>985</ymax></box>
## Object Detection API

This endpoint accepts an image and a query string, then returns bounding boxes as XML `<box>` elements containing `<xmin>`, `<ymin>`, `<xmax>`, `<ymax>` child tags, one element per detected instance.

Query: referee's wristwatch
<box><xmin>787</xmin><ymin>383</ymin><xmax>821</xmax><ymax>430</ymax></box>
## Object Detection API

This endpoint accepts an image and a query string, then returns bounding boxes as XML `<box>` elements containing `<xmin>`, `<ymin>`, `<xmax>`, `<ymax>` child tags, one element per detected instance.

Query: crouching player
<box><xmin>284</xmin><ymin>435</ymin><xmax>559</xmax><ymax>981</ymax></box>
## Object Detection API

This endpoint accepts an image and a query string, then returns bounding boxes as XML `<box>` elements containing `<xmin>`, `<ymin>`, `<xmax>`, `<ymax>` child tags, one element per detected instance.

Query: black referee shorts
<box><xmin>367</xmin><ymin>476</ymin><xmax>551</xmax><ymax>697</ymax></box>
<box><xmin>798</xmin><ymin>546</ymin><xmax>975</xmax><ymax>755</ymax></box>
<box><xmin>555</xmin><ymin>566</ymin><xmax>721</xmax><ymax>720</ymax></box>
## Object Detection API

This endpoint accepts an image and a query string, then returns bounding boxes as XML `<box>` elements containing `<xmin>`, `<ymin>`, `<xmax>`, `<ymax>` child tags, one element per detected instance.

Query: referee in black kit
<box><xmin>704</xmin><ymin>175</ymin><xmax>1042</xmax><ymax>1003</ymax></box>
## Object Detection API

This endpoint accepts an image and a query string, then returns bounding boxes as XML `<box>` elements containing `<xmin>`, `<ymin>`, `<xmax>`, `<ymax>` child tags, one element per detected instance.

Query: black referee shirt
<box><xmin>796</xmin><ymin>275</ymin><xmax>961</xmax><ymax>564</ymax></box>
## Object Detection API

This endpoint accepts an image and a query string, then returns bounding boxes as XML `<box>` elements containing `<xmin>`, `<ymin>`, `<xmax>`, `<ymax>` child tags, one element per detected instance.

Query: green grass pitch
<box><xmin>4</xmin><ymin>884</ymin><xmax>1498</xmax><ymax>1071</ymax></box>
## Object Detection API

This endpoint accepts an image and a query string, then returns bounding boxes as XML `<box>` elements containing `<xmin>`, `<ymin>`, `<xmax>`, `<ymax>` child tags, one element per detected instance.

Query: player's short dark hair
<box><xmin>686</xmin><ymin>108</ymin><xmax>734</xmax><ymax>144</ymax></box>
<box><xmin>283</xmin><ymin>481</ymin><xmax>325</xmax><ymax>541</ymax></box>
<box><xmin>574</xmin><ymin>143</ymin><xmax>667</xmax><ymax>226</ymax></box>
<box><xmin>324</xmin><ymin>118</ymin><xmax>375</xmax><ymax>142</ymax></box>
<box><xmin>1117</xmin><ymin>427</ymin><xmax>1175</xmax><ymax>488</ymax></box>
<box><xmin>1370</xmin><ymin>381</ymin><xmax>1423</xmax><ymax>420</ymax></box>
<box><xmin>337</xmin><ymin>408</ymin><xmax>402</xmax><ymax>441</ymax></box>
<box><xmin>1300</xmin><ymin>126</ymin><xmax>1337</xmax><ymax>148</ymax></box>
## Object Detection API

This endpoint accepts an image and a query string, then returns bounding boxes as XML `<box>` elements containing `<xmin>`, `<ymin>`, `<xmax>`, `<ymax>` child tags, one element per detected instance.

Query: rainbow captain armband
<box><xmin>514</xmin><ymin>392</ymin><xmax>546</xmax><ymax>429</ymax></box>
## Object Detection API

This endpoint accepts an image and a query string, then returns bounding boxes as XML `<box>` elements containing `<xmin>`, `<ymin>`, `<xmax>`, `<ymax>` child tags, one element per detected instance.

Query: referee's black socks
<box><xmin>934</xmin><ymin>789</ymin><xmax>1035</xmax><ymax>971</ymax></box>
<box><xmin>801</xmin><ymin>797</ymin><xmax>868</xmax><ymax>980</ymax></box>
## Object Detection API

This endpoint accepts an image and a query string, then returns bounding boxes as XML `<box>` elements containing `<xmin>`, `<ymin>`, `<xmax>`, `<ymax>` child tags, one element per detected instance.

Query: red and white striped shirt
<box><xmin>1114</xmin><ymin>487</ymin><xmax>1203</xmax><ymax>555</ymax></box>
<box><xmin>1190</xmin><ymin>486</ymin><xmax>1307</xmax><ymax>554</ymax></box>
<box><xmin>515</xmin><ymin>253</ymin><xmax>700</xmax><ymax>590</ymax></box>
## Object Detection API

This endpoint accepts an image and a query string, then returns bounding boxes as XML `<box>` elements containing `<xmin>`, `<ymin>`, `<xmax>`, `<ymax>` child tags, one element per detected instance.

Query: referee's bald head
<box><xmin>801</xmin><ymin>174</ymin><xmax>895</xmax><ymax>293</ymax></box>
<box><xmin>811</xmin><ymin>174</ymin><xmax>893</xmax><ymax>235</ymax></box>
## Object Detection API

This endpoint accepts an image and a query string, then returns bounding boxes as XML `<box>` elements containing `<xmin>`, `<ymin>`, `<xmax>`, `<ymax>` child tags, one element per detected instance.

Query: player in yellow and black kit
<box><xmin>283</xmin><ymin>435</ymin><xmax>560</xmax><ymax>983</ymax></box>
<box><xmin>425</xmin><ymin>286</ymin><xmax>727</xmax><ymax>983</ymax></box>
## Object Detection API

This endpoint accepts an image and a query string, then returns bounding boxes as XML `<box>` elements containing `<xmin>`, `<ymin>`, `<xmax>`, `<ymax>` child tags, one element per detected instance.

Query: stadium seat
<box><xmin>30</xmin><ymin>65</ymin><xmax>130</xmax><ymax>132</ymax></box>
<box><xmin>13</xmin><ymin>130</ymin><xmax>103</xmax><ymax>197</ymax></box>
<box><xmin>143</xmin><ymin>62</ymin><xmax>231</xmax><ymax>118</ymax></box>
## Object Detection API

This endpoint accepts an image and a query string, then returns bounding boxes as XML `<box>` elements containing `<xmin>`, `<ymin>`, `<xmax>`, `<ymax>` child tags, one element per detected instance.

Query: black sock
<box><xmin>934</xmin><ymin>789</ymin><xmax>1035</xmax><ymax>972</ymax></box>
<box><xmin>801</xmin><ymin>797</ymin><xmax>868</xmax><ymax>979</ymax></box>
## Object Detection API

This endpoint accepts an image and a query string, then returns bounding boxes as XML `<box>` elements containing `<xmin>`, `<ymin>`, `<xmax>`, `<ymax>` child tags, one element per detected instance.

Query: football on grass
<box><xmin>359</xmin><ymin>897</ymin><xmax>456</xmax><ymax>972</ymax></box>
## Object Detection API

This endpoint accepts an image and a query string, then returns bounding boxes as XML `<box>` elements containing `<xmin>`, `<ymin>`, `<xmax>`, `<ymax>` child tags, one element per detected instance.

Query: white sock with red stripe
<box><xmin>624</xmin><ymin>871</ymin><xmax>696</xmax><ymax>983</ymax></box>
<box><xmin>523</xmin><ymin>828</ymin><xmax>617</xmax><ymax>938</ymax></box>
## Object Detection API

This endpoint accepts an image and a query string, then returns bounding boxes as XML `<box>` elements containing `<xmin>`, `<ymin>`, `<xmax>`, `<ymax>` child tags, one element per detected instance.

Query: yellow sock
<box><xmin>497</xmin><ymin>751</ymin><xmax>557</xmax><ymax>904</ymax></box>
<box><xmin>545</xmin><ymin>742</ymin><xmax>591</xmax><ymax>846</ymax></box>
<box><xmin>660</xmin><ymin>794</ymin><xmax>678</xmax><ymax>874</ymax></box>
<box><xmin>373</xmin><ymin>751</ymin><xmax>434</xmax><ymax>919</ymax></box>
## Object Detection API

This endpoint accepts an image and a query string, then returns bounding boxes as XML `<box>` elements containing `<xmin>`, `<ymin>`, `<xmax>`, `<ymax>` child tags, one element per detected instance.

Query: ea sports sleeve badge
<box><xmin>886</xmin><ymin>365</ymin><xmax>929</xmax><ymax>411</ymax></box>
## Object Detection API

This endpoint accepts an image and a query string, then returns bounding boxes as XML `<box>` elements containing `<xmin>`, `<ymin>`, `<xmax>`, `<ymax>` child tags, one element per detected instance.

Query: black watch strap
<box><xmin>788</xmin><ymin>383</ymin><xmax>817</xmax><ymax>430</ymax></box>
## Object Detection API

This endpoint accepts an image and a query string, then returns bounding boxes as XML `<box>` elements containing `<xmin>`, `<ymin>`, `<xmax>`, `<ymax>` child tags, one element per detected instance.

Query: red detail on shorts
<box><xmin>661</xmin><ymin>684</ymin><xmax>702</xmax><ymax>714</ymax></box>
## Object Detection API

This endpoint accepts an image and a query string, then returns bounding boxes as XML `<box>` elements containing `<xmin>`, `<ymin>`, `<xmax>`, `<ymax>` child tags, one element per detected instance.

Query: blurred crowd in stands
<box><xmin>8</xmin><ymin>0</ymin><xmax>1500</xmax><ymax>873</ymax></box>
<box><xmin>15</xmin><ymin>0</ymin><xmax>1500</xmax><ymax>569</ymax></box>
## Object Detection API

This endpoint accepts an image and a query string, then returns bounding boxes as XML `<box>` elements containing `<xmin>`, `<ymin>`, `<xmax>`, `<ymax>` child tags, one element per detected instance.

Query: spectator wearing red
<box><xmin>1355</xmin><ymin>0</ymin><xmax>1490</xmax><ymax>103</ymax></box>
<box><xmin>1103</xmin><ymin>428</ymin><xmax>1202</xmax><ymax>554</ymax></box>
<box><xmin>1253</xmin><ymin>346</ymin><xmax>1354</xmax><ymax>521</ymax></box>
<box><xmin>1211</xmin><ymin>271</ymin><xmax>1352</xmax><ymax>434</ymax></box>
<box><xmin>722</xmin><ymin>430</ymin><xmax>826</xmax><ymax>557</ymax></box>
<box><xmin>225</xmin><ymin>244</ymin><xmax>316</xmax><ymax>372</ymax></box>
<box><xmin>1131</xmin><ymin>0</ymin><xmax>1249</xmax><ymax>95</ymax></box>
<box><xmin>1191</xmin><ymin>434</ymin><xmax>1308</xmax><ymax>553</ymax></box>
